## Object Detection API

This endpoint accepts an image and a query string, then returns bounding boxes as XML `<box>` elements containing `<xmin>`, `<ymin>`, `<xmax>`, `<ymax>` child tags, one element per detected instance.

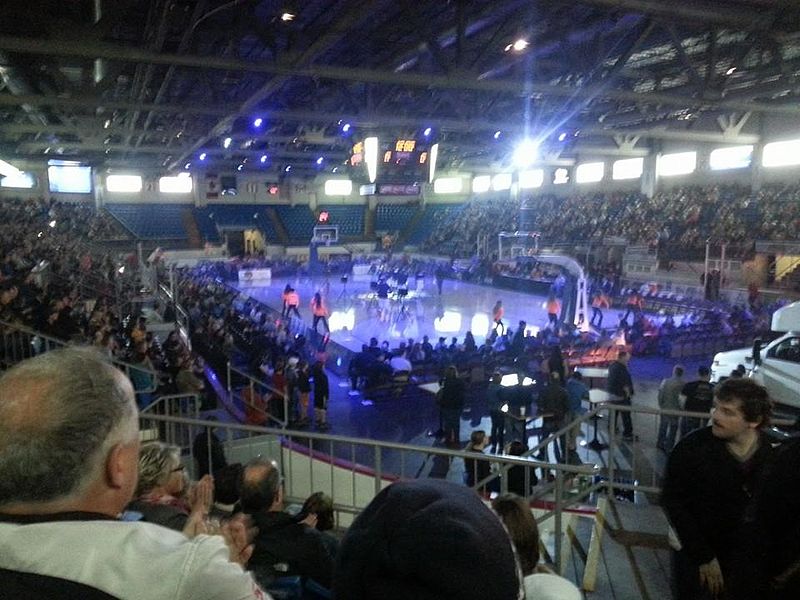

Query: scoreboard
<box><xmin>349</xmin><ymin>138</ymin><xmax>430</xmax><ymax>183</ymax></box>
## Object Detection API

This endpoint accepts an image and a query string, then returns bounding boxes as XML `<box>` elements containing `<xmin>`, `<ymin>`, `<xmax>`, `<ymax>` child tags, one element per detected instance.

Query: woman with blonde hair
<box><xmin>127</xmin><ymin>442</ymin><xmax>213</xmax><ymax>535</ymax></box>
<box><xmin>492</xmin><ymin>494</ymin><xmax>581</xmax><ymax>600</ymax></box>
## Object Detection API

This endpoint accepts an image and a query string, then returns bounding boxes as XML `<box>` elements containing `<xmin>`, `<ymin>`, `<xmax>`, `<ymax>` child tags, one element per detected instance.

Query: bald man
<box><xmin>0</xmin><ymin>347</ymin><xmax>266</xmax><ymax>600</ymax></box>
<box><xmin>239</xmin><ymin>457</ymin><xmax>334</xmax><ymax>589</ymax></box>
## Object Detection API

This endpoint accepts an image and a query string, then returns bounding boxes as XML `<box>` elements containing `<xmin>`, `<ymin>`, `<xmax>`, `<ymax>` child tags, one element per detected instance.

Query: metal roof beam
<box><xmin>0</xmin><ymin>35</ymin><xmax>797</xmax><ymax>116</ymax></box>
<box><xmin>575</xmin><ymin>0</ymin><xmax>774</xmax><ymax>29</ymax></box>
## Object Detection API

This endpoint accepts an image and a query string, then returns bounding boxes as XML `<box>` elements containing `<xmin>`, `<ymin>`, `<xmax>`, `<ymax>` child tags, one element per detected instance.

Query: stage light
<box><xmin>280</xmin><ymin>11</ymin><xmax>295</xmax><ymax>21</ymax></box>
<box><xmin>316</xmin><ymin>156</ymin><xmax>324</xmax><ymax>165</ymax></box>
<box><xmin>493</xmin><ymin>131</ymin><xmax>502</xmax><ymax>140</ymax></box>
<box><xmin>48</xmin><ymin>220</ymin><xmax>56</xmax><ymax>228</ymax></box>
<box><xmin>726</xmin><ymin>67</ymin><xmax>736</xmax><ymax>75</ymax></box>
<box><xmin>471</xmin><ymin>313</ymin><xmax>490</xmax><ymax>335</ymax></box>
<box><xmin>558</xmin><ymin>132</ymin><xmax>567</xmax><ymax>142</ymax></box>
<box><xmin>184</xmin><ymin>162</ymin><xmax>191</xmax><ymax>170</ymax></box>
<box><xmin>434</xmin><ymin>311</ymin><xmax>462</xmax><ymax>333</ymax></box>
<box><xmin>223</xmin><ymin>137</ymin><xmax>232</xmax><ymax>149</ymax></box>
<box><xmin>260</xmin><ymin>154</ymin><xmax>268</xmax><ymax>164</ymax></box>
<box><xmin>332</xmin><ymin>167</ymin><xmax>338</xmax><ymax>173</ymax></box>
<box><xmin>342</xmin><ymin>123</ymin><xmax>351</xmax><ymax>133</ymax></box>
<box><xmin>284</xmin><ymin>165</ymin><xmax>292</xmax><ymax>172</ymax></box>
<box><xmin>512</xmin><ymin>39</ymin><xmax>529</xmax><ymax>52</ymax></box>
<box><xmin>423</xmin><ymin>127</ymin><xmax>432</xmax><ymax>137</ymax></box>
<box><xmin>237</xmin><ymin>164</ymin><xmax>243</xmax><ymax>171</ymax></box>
<box><xmin>199</xmin><ymin>152</ymin><xmax>207</xmax><ymax>161</ymax></box>
<box><xmin>512</xmin><ymin>139</ymin><xmax>539</xmax><ymax>168</ymax></box>
<box><xmin>364</xmin><ymin>136</ymin><xmax>378</xmax><ymax>183</ymax></box>
<box><xmin>253</xmin><ymin>117</ymin><xmax>263</xmax><ymax>127</ymax></box>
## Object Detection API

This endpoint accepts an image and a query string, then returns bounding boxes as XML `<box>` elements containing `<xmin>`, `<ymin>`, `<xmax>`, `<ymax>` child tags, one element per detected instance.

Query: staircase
<box><xmin>181</xmin><ymin>208</ymin><xmax>203</xmax><ymax>248</ymax></box>
<box><xmin>777</xmin><ymin>258</ymin><xmax>800</xmax><ymax>291</ymax></box>
<box><xmin>266</xmin><ymin>206</ymin><xmax>290</xmax><ymax>244</ymax></box>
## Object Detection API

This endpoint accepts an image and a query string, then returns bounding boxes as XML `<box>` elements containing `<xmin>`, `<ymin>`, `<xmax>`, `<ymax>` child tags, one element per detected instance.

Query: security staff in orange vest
<box><xmin>310</xmin><ymin>292</ymin><xmax>330</xmax><ymax>333</ymax></box>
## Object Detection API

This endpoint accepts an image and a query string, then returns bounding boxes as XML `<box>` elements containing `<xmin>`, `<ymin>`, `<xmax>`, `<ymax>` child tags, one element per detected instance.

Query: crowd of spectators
<box><xmin>419</xmin><ymin>183</ymin><xmax>800</xmax><ymax>260</ymax></box>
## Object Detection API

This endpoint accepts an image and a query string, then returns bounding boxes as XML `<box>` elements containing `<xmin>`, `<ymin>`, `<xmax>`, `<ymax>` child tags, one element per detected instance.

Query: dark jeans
<box><xmin>313</xmin><ymin>315</ymin><xmax>329</xmax><ymax>332</ymax></box>
<box><xmin>658</xmin><ymin>414</ymin><xmax>679</xmax><ymax>450</ymax></box>
<box><xmin>286</xmin><ymin>305</ymin><xmax>301</xmax><ymax>319</ymax></box>
<box><xmin>441</xmin><ymin>408</ymin><xmax>461</xmax><ymax>444</ymax></box>
<box><xmin>613</xmin><ymin>397</ymin><xmax>634</xmax><ymax>437</ymax></box>
<box><xmin>490</xmin><ymin>411</ymin><xmax>505</xmax><ymax>453</ymax></box>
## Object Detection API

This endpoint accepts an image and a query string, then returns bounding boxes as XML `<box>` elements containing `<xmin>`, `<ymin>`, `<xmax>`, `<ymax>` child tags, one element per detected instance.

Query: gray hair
<box><xmin>136</xmin><ymin>442</ymin><xmax>181</xmax><ymax>497</ymax></box>
<box><xmin>0</xmin><ymin>347</ymin><xmax>138</xmax><ymax>507</ymax></box>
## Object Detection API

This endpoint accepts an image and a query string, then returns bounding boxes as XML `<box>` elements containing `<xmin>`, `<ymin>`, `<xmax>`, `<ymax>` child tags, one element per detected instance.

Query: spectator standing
<box><xmin>565</xmin><ymin>371</ymin><xmax>589</xmax><ymax>457</ymax></box>
<box><xmin>486</xmin><ymin>372</ymin><xmax>505</xmax><ymax>453</ymax></box>
<box><xmin>438</xmin><ymin>365</ymin><xmax>466</xmax><ymax>447</ymax></box>
<box><xmin>536</xmin><ymin>372</ymin><xmax>570</xmax><ymax>464</ymax></box>
<box><xmin>679</xmin><ymin>366</ymin><xmax>715</xmax><ymax>438</ymax></box>
<box><xmin>662</xmin><ymin>379</ymin><xmax>774</xmax><ymax>600</ymax></box>
<box><xmin>0</xmin><ymin>348</ymin><xmax>261</xmax><ymax>599</ymax></box>
<box><xmin>312</xmin><ymin>361</ymin><xmax>330</xmax><ymax>431</ymax></box>
<box><xmin>657</xmin><ymin>365</ymin><xmax>685</xmax><ymax>451</ymax></box>
<box><xmin>296</xmin><ymin>361</ymin><xmax>312</xmax><ymax>426</ymax></box>
<box><xmin>607</xmin><ymin>350</ymin><xmax>635</xmax><ymax>440</ymax></box>
<box><xmin>546</xmin><ymin>295</ymin><xmax>561</xmax><ymax>328</ymax></box>
<box><xmin>280</xmin><ymin>284</ymin><xmax>292</xmax><ymax>318</ymax></box>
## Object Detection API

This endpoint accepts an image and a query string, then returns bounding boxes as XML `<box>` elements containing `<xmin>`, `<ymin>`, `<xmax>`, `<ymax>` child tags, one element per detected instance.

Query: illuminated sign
<box><xmin>383</xmin><ymin>150</ymin><xmax>393</xmax><ymax>163</ymax></box>
<box><xmin>350</xmin><ymin>141</ymin><xmax>364</xmax><ymax>166</ymax></box>
<box><xmin>318</xmin><ymin>210</ymin><xmax>330</xmax><ymax>223</ymax></box>
<box><xmin>395</xmin><ymin>139</ymin><xmax>416</xmax><ymax>152</ymax></box>
<box><xmin>419</xmin><ymin>152</ymin><xmax>428</xmax><ymax>165</ymax></box>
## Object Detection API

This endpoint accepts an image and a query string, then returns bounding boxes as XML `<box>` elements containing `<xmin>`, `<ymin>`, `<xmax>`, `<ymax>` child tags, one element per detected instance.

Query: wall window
<box><xmin>553</xmin><ymin>168</ymin><xmax>570</xmax><ymax>185</ymax></box>
<box><xmin>48</xmin><ymin>165</ymin><xmax>92</xmax><ymax>193</ymax></box>
<box><xmin>433</xmin><ymin>177</ymin><xmax>463</xmax><ymax>194</ymax></box>
<box><xmin>324</xmin><ymin>179</ymin><xmax>353</xmax><ymax>196</ymax></box>
<box><xmin>0</xmin><ymin>171</ymin><xmax>36</xmax><ymax>189</ymax></box>
<box><xmin>762</xmin><ymin>139</ymin><xmax>800</xmax><ymax>168</ymax></box>
<box><xmin>710</xmin><ymin>145</ymin><xmax>753</xmax><ymax>170</ymax></box>
<box><xmin>518</xmin><ymin>169</ymin><xmax>544</xmax><ymax>189</ymax></box>
<box><xmin>491</xmin><ymin>173</ymin><xmax>512</xmax><ymax>191</ymax></box>
<box><xmin>575</xmin><ymin>162</ymin><xmax>604</xmax><ymax>184</ymax></box>
<box><xmin>472</xmin><ymin>175</ymin><xmax>491</xmax><ymax>193</ymax></box>
<box><xmin>612</xmin><ymin>157</ymin><xmax>644</xmax><ymax>180</ymax></box>
<box><xmin>106</xmin><ymin>175</ymin><xmax>142</xmax><ymax>193</ymax></box>
<box><xmin>159</xmin><ymin>174</ymin><xmax>193</xmax><ymax>194</ymax></box>
<box><xmin>657</xmin><ymin>151</ymin><xmax>696</xmax><ymax>177</ymax></box>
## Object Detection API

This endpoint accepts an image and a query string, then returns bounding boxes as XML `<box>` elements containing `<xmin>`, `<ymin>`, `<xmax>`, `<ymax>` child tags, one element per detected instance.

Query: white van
<box><xmin>711</xmin><ymin>302</ymin><xmax>800</xmax><ymax>408</ymax></box>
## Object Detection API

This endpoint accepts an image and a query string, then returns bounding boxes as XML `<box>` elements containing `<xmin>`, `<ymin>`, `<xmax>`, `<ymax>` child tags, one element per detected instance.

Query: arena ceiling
<box><xmin>0</xmin><ymin>0</ymin><xmax>799</xmax><ymax>176</ymax></box>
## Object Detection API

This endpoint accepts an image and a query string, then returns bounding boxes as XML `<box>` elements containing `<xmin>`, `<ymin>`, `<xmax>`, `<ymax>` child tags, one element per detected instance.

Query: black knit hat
<box><xmin>333</xmin><ymin>479</ymin><xmax>523</xmax><ymax>600</ymax></box>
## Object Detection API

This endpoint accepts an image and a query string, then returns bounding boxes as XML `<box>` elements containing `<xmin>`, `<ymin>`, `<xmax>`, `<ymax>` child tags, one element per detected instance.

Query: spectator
<box><xmin>438</xmin><ymin>365</ymin><xmax>466</xmax><ymax>447</ymax></box>
<box><xmin>492</xmin><ymin>494</ymin><xmax>582</xmax><ymax>600</ymax></box>
<box><xmin>607</xmin><ymin>350</ymin><xmax>635</xmax><ymax>441</ymax></box>
<box><xmin>333</xmin><ymin>478</ymin><xmax>523</xmax><ymax>600</ymax></box>
<box><xmin>536</xmin><ymin>372</ymin><xmax>569</xmax><ymax>464</ymax></box>
<box><xmin>657</xmin><ymin>365</ymin><xmax>685</xmax><ymax>451</ymax></box>
<box><xmin>486</xmin><ymin>372</ymin><xmax>505</xmax><ymax>454</ymax></box>
<box><xmin>662</xmin><ymin>378</ymin><xmax>774</xmax><ymax>600</ymax></box>
<box><xmin>565</xmin><ymin>371</ymin><xmax>589</xmax><ymax>457</ymax></box>
<box><xmin>128</xmin><ymin>441</ymin><xmax>213</xmax><ymax>534</ymax></box>
<box><xmin>0</xmin><ymin>347</ymin><xmax>261</xmax><ymax>599</ymax></box>
<box><xmin>679</xmin><ymin>366</ymin><xmax>715</xmax><ymax>438</ymax></box>
<box><xmin>312</xmin><ymin>361</ymin><xmax>330</xmax><ymax>431</ymax></box>
<box><xmin>463</xmin><ymin>430</ymin><xmax>497</xmax><ymax>494</ymax></box>
<box><xmin>238</xmin><ymin>457</ymin><xmax>334</xmax><ymax>589</ymax></box>
<box><xmin>296</xmin><ymin>492</ymin><xmax>340</xmax><ymax>558</ymax></box>
<box><xmin>505</xmin><ymin>440</ymin><xmax>538</xmax><ymax>497</ymax></box>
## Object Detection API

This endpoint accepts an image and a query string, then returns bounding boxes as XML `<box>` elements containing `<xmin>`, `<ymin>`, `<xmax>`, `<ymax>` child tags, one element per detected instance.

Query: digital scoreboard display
<box><xmin>349</xmin><ymin>138</ymin><xmax>429</xmax><ymax>184</ymax></box>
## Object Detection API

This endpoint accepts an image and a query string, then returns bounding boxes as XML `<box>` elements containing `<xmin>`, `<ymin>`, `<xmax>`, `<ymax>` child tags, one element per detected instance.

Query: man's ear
<box><xmin>106</xmin><ymin>441</ymin><xmax>136</xmax><ymax>490</ymax></box>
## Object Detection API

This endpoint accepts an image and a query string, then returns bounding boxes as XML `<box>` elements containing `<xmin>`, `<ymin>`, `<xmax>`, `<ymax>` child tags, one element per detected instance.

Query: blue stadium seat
<box><xmin>273</xmin><ymin>205</ymin><xmax>317</xmax><ymax>243</ymax></box>
<box><xmin>105</xmin><ymin>203</ymin><xmax>188</xmax><ymax>240</ymax></box>
<box><xmin>316</xmin><ymin>205</ymin><xmax>364</xmax><ymax>238</ymax></box>
<box><xmin>193</xmin><ymin>205</ymin><xmax>279</xmax><ymax>243</ymax></box>
<box><xmin>375</xmin><ymin>204</ymin><xmax>417</xmax><ymax>232</ymax></box>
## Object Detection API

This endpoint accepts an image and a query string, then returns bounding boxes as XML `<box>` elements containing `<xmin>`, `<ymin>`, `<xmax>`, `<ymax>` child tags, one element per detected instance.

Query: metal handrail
<box><xmin>226</xmin><ymin>361</ymin><xmax>289</xmax><ymax>429</ymax></box>
<box><xmin>0</xmin><ymin>319</ymin><xmax>159</xmax><ymax>395</ymax></box>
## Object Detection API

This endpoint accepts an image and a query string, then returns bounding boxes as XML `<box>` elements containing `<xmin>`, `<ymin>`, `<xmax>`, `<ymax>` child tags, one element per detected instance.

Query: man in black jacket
<box><xmin>239</xmin><ymin>457</ymin><xmax>334</xmax><ymax>589</ymax></box>
<box><xmin>607</xmin><ymin>350</ymin><xmax>635</xmax><ymax>440</ymax></box>
<box><xmin>662</xmin><ymin>378</ymin><xmax>774</xmax><ymax>600</ymax></box>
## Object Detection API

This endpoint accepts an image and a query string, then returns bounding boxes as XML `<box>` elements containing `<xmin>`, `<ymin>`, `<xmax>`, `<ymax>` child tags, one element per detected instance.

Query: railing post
<box><xmin>374</xmin><ymin>445</ymin><xmax>382</xmax><ymax>496</ymax></box>
<box><xmin>607</xmin><ymin>405</ymin><xmax>616</xmax><ymax>500</ymax></box>
<box><xmin>554</xmin><ymin>468</ymin><xmax>564</xmax><ymax>573</ymax></box>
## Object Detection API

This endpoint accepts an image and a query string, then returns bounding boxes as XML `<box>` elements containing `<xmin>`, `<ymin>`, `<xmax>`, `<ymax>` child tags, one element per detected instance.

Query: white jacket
<box><xmin>0</xmin><ymin>517</ymin><xmax>268</xmax><ymax>600</ymax></box>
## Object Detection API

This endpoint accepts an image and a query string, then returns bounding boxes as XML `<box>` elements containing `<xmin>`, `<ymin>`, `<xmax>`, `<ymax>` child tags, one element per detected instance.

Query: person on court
<box><xmin>310</xmin><ymin>292</ymin><xmax>330</xmax><ymax>333</ymax></box>
<box><xmin>492</xmin><ymin>300</ymin><xmax>505</xmax><ymax>335</ymax></box>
